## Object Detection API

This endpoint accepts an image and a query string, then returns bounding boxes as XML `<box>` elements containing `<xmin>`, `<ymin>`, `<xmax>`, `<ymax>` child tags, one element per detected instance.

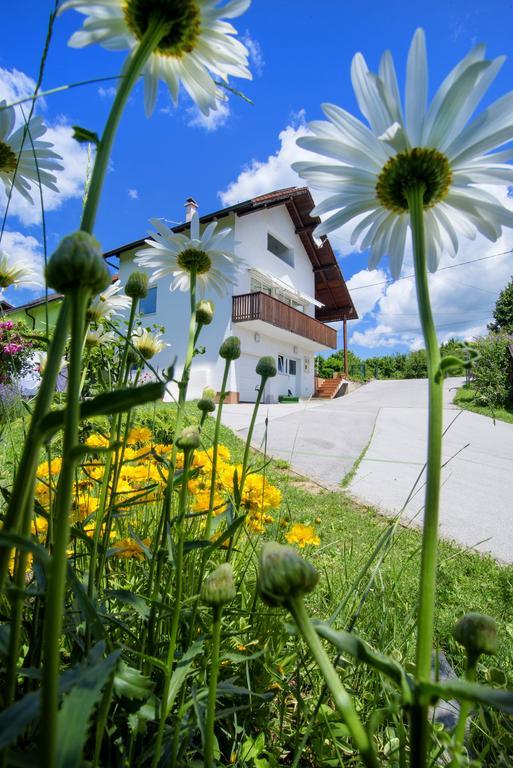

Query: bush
<box><xmin>472</xmin><ymin>333</ymin><xmax>513</xmax><ymax>410</ymax></box>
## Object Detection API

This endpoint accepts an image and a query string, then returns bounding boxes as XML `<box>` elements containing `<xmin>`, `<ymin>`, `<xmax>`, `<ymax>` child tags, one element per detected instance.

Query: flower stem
<box><xmin>450</xmin><ymin>662</ymin><xmax>476</xmax><ymax>766</ymax></box>
<box><xmin>287</xmin><ymin>597</ymin><xmax>378</xmax><ymax>768</ymax></box>
<box><xmin>79</xmin><ymin>18</ymin><xmax>169</xmax><ymax>235</ymax></box>
<box><xmin>41</xmin><ymin>287</ymin><xmax>89</xmax><ymax>767</ymax></box>
<box><xmin>204</xmin><ymin>605</ymin><xmax>223</xmax><ymax>768</ymax></box>
<box><xmin>0</xmin><ymin>299</ymin><xmax>70</xmax><ymax>591</ymax></box>
<box><xmin>405</xmin><ymin>184</ymin><xmax>443</xmax><ymax>767</ymax></box>
<box><xmin>205</xmin><ymin>359</ymin><xmax>231</xmax><ymax>538</ymax></box>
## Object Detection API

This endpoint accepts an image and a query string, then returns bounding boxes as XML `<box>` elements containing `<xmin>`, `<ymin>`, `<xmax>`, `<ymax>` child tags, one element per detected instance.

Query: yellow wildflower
<box><xmin>36</xmin><ymin>457</ymin><xmax>62</xmax><ymax>478</ymax></box>
<box><xmin>31</xmin><ymin>515</ymin><xmax>48</xmax><ymax>537</ymax></box>
<box><xmin>112</xmin><ymin>537</ymin><xmax>150</xmax><ymax>561</ymax></box>
<box><xmin>285</xmin><ymin>523</ymin><xmax>320</xmax><ymax>549</ymax></box>
<box><xmin>85</xmin><ymin>433</ymin><xmax>110</xmax><ymax>449</ymax></box>
<box><xmin>35</xmin><ymin>481</ymin><xmax>51</xmax><ymax>507</ymax></box>
<box><xmin>239</xmin><ymin>473</ymin><xmax>282</xmax><ymax>514</ymax></box>
<box><xmin>73</xmin><ymin>493</ymin><xmax>99</xmax><ymax>519</ymax></box>
<box><xmin>126</xmin><ymin>426</ymin><xmax>152</xmax><ymax>445</ymax></box>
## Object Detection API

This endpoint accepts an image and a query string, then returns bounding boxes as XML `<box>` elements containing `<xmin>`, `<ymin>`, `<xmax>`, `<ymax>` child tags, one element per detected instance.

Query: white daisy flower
<box><xmin>135</xmin><ymin>212</ymin><xmax>243</xmax><ymax>295</ymax></box>
<box><xmin>59</xmin><ymin>0</ymin><xmax>252</xmax><ymax>116</ymax></box>
<box><xmin>85</xmin><ymin>327</ymin><xmax>117</xmax><ymax>348</ymax></box>
<box><xmin>0</xmin><ymin>249</ymin><xmax>43</xmax><ymax>296</ymax></box>
<box><xmin>131</xmin><ymin>326</ymin><xmax>168</xmax><ymax>360</ymax></box>
<box><xmin>87</xmin><ymin>282</ymin><xmax>131</xmax><ymax>322</ymax></box>
<box><xmin>0</xmin><ymin>101</ymin><xmax>62</xmax><ymax>203</ymax></box>
<box><xmin>34</xmin><ymin>350</ymin><xmax>67</xmax><ymax>375</ymax></box>
<box><xmin>292</xmin><ymin>28</ymin><xmax>513</xmax><ymax>278</ymax></box>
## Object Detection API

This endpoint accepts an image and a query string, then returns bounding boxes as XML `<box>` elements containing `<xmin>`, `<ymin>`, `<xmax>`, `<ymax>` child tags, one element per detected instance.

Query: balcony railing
<box><xmin>232</xmin><ymin>292</ymin><xmax>337</xmax><ymax>348</ymax></box>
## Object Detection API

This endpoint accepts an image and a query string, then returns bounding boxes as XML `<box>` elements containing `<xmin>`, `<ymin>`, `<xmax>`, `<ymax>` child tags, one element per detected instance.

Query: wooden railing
<box><xmin>232</xmin><ymin>292</ymin><xmax>337</xmax><ymax>348</ymax></box>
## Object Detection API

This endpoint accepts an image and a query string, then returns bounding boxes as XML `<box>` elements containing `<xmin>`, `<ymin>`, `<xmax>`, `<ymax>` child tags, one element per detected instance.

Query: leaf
<box><xmin>314</xmin><ymin>622</ymin><xmax>409</xmax><ymax>691</ymax></box>
<box><xmin>56</xmin><ymin>650</ymin><xmax>120</xmax><ymax>768</ymax></box>
<box><xmin>419</xmin><ymin>679</ymin><xmax>513</xmax><ymax>714</ymax></box>
<box><xmin>438</xmin><ymin>355</ymin><xmax>465</xmax><ymax>378</ymax></box>
<box><xmin>38</xmin><ymin>381</ymin><xmax>167</xmax><ymax>440</ymax></box>
<box><xmin>72</xmin><ymin>125</ymin><xmax>100</xmax><ymax>146</ymax></box>
<box><xmin>67</xmin><ymin>563</ymin><xmax>105</xmax><ymax>641</ymax></box>
<box><xmin>206</xmin><ymin>515</ymin><xmax>245</xmax><ymax>556</ymax></box>
<box><xmin>0</xmin><ymin>530</ymin><xmax>50</xmax><ymax>568</ymax></box>
<box><xmin>105</xmin><ymin>588</ymin><xmax>150</xmax><ymax>620</ymax></box>
<box><xmin>0</xmin><ymin>643</ymin><xmax>106</xmax><ymax>750</ymax></box>
<box><xmin>113</xmin><ymin>663</ymin><xmax>153</xmax><ymax>700</ymax></box>
<box><xmin>165</xmin><ymin>639</ymin><xmax>204</xmax><ymax>716</ymax></box>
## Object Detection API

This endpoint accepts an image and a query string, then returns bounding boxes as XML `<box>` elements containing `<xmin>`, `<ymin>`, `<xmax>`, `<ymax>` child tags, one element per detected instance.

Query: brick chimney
<box><xmin>184</xmin><ymin>197</ymin><xmax>199</xmax><ymax>222</ymax></box>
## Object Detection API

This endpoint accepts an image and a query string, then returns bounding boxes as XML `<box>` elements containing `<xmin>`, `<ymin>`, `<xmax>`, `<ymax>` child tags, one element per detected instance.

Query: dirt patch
<box><xmin>289</xmin><ymin>478</ymin><xmax>325</xmax><ymax>494</ymax></box>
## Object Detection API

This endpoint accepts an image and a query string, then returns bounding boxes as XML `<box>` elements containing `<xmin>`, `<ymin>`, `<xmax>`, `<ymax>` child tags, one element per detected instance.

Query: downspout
<box><xmin>25</xmin><ymin>308</ymin><xmax>36</xmax><ymax>331</ymax></box>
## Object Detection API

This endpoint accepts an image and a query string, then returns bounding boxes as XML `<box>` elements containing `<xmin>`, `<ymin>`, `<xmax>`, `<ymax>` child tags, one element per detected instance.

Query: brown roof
<box><xmin>105</xmin><ymin>186</ymin><xmax>358</xmax><ymax>322</ymax></box>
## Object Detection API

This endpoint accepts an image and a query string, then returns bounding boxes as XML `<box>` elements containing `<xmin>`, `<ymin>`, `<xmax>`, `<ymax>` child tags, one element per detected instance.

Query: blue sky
<box><xmin>2</xmin><ymin>0</ymin><xmax>513</xmax><ymax>357</ymax></box>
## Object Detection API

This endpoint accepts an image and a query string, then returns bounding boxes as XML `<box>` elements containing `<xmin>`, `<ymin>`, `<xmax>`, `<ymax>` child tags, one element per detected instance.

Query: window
<box><xmin>278</xmin><ymin>356</ymin><xmax>297</xmax><ymax>376</ymax></box>
<box><xmin>288</xmin><ymin>359</ymin><xmax>297</xmax><ymax>376</ymax></box>
<box><xmin>140</xmin><ymin>286</ymin><xmax>157</xmax><ymax>315</ymax></box>
<box><xmin>267</xmin><ymin>233</ymin><xmax>294</xmax><ymax>267</ymax></box>
<box><xmin>278</xmin><ymin>355</ymin><xmax>285</xmax><ymax>373</ymax></box>
<box><xmin>250</xmin><ymin>277</ymin><xmax>272</xmax><ymax>295</ymax></box>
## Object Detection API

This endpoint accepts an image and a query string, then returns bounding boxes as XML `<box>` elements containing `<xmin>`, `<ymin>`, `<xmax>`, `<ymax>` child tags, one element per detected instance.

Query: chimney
<box><xmin>184</xmin><ymin>196</ymin><xmax>199</xmax><ymax>222</ymax></box>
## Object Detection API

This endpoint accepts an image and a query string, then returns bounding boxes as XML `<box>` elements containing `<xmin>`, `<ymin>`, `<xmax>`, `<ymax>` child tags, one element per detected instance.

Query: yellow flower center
<box><xmin>177</xmin><ymin>247</ymin><xmax>212</xmax><ymax>275</ymax></box>
<box><xmin>124</xmin><ymin>0</ymin><xmax>201</xmax><ymax>57</ymax></box>
<box><xmin>376</xmin><ymin>147</ymin><xmax>452</xmax><ymax>213</ymax></box>
<box><xmin>0</xmin><ymin>140</ymin><xmax>17</xmax><ymax>174</ymax></box>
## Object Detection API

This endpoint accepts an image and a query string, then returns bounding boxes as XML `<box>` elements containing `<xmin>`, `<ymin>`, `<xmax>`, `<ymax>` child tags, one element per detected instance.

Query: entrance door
<box><xmin>278</xmin><ymin>355</ymin><xmax>299</xmax><ymax>396</ymax></box>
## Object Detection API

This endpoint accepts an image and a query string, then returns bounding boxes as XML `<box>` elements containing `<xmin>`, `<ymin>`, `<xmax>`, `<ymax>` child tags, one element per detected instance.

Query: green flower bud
<box><xmin>219</xmin><ymin>336</ymin><xmax>241</xmax><ymax>361</ymax></box>
<box><xmin>196</xmin><ymin>299</ymin><xmax>214</xmax><ymax>326</ymax></box>
<box><xmin>453</xmin><ymin>613</ymin><xmax>497</xmax><ymax>661</ymax></box>
<box><xmin>45</xmin><ymin>231</ymin><xmax>110</xmax><ymax>295</ymax></box>
<box><xmin>125</xmin><ymin>271</ymin><xmax>149</xmax><ymax>300</ymax></box>
<box><xmin>197</xmin><ymin>387</ymin><xmax>216</xmax><ymax>413</ymax></box>
<box><xmin>201</xmin><ymin>563</ymin><xmax>236</xmax><ymax>607</ymax></box>
<box><xmin>256</xmin><ymin>356</ymin><xmax>277</xmax><ymax>379</ymax></box>
<box><xmin>175</xmin><ymin>425</ymin><xmax>200</xmax><ymax>451</ymax></box>
<box><xmin>258</xmin><ymin>542</ymin><xmax>319</xmax><ymax>607</ymax></box>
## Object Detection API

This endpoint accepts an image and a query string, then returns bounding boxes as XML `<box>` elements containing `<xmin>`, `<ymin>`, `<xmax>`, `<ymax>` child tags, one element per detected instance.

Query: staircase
<box><xmin>314</xmin><ymin>376</ymin><xmax>348</xmax><ymax>399</ymax></box>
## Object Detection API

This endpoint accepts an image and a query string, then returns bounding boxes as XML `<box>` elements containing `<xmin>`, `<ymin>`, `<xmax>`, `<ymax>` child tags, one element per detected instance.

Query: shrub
<box><xmin>472</xmin><ymin>333</ymin><xmax>513</xmax><ymax>410</ymax></box>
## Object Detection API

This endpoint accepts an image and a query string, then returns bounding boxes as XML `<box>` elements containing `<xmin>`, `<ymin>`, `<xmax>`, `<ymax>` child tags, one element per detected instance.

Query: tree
<box><xmin>488</xmin><ymin>275</ymin><xmax>513</xmax><ymax>334</ymax></box>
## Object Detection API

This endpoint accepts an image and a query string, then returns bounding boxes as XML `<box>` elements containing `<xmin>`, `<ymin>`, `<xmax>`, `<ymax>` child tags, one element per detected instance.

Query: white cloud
<box><xmin>0</xmin><ymin>230</ymin><xmax>44</xmax><ymax>301</ymax></box>
<box><xmin>187</xmin><ymin>100</ymin><xmax>231</xmax><ymax>131</ymax></box>
<box><xmin>242</xmin><ymin>31</ymin><xmax>264</xmax><ymax>76</ymax></box>
<box><xmin>345</xmin><ymin>268</ymin><xmax>387</xmax><ymax>322</ymax></box>
<box><xmin>0</xmin><ymin>68</ymin><xmax>90</xmax><ymax>226</ymax></box>
<box><xmin>98</xmin><ymin>86</ymin><xmax>117</xmax><ymax>99</ymax></box>
<box><xmin>128</xmin><ymin>188</ymin><xmax>138</xmax><ymax>200</ymax></box>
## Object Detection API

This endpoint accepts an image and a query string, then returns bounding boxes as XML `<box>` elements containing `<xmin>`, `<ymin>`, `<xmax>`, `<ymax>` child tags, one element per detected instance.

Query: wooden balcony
<box><xmin>232</xmin><ymin>292</ymin><xmax>337</xmax><ymax>349</ymax></box>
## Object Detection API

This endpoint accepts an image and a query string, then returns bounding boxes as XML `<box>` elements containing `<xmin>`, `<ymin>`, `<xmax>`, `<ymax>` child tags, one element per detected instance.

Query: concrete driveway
<box><xmin>220</xmin><ymin>378</ymin><xmax>513</xmax><ymax>562</ymax></box>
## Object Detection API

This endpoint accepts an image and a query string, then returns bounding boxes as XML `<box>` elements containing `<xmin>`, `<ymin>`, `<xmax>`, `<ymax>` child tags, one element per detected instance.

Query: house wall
<box><xmin>5</xmin><ymin>299</ymin><xmax>62</xmax><ymax>331</ymax></box>
<box><xmin>118</xmin><ymin>205</ymin><xmax>330</xmax><ymax>402</ymax></box>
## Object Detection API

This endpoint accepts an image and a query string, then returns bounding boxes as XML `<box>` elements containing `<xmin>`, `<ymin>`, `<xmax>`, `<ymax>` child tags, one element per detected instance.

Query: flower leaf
<box><xmin>72</xmin><ymin>125</ymin><xmax>100</xmax><ymax>146</ymax></box>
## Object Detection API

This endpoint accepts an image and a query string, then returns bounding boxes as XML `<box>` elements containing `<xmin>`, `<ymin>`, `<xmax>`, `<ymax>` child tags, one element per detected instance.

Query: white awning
<box><xmin>249</xmin><ymin>268</ymin><xmax>324</xmax><ymax>308</ymax></box>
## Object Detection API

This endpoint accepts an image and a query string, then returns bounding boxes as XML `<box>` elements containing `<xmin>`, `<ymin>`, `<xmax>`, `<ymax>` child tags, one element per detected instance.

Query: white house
<box><xmin>106</xmin><ymin>186</ymin><xmax>357</xmax><ymax>403</ymax></box>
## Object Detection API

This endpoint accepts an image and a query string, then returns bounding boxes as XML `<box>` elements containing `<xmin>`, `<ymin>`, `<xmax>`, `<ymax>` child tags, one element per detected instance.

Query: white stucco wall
<box><xmin>117</xmin><ymin>204</ymin><xmax>325</xmax><ymax>401</ymax></box>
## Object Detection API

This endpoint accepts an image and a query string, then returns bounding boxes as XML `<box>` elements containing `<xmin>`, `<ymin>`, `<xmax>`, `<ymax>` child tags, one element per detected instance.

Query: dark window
<box><xmin>288</xmin><ymin>359</ymin><xmax>297</xmax><ymax>376</ymax></box>
<box><xmin>140</xmin><ymin>286</ymin><xmax>157</xmax><ymax>315</ymax></box>
<box><xmin>267</xmin><ymin>233</ymin><xmax>294</xmax><ymax>267</ymax></box>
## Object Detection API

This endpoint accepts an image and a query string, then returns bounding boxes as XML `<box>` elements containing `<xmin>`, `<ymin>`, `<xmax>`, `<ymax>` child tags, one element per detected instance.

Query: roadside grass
<box><xmin>454</xmin><ymin>383</ymin><xmax>513</xmax><ymax>424</ymax></box>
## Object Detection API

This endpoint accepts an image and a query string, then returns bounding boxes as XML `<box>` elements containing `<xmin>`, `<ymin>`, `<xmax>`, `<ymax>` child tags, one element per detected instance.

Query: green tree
<box><xmin>472</xmin><ymin>333</ymin><xmax>513</xmax><ymax>409</ymax></box>
<box><xmin>488</xmin><ymin>275</ymin><xmax>513</xmax><ymax>333</ymax></box>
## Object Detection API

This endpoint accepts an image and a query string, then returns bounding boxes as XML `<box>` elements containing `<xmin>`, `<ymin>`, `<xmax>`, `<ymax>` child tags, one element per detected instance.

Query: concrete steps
<box><xmin>313</xmin><ymin>377</ymin><xmax>348</xmax><ymax>399</ymax></box>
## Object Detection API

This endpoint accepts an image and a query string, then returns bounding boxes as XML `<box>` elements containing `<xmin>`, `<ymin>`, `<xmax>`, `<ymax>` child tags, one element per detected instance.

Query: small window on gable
<box><xmin>267</xmin><ymin>233</ymin><xmax>294</xmax><ymax>268</ymax></box>
<box><xmin>140</xmin><ymin>286</ymin><xmax>157</xmax><ymax>315</ymax></box>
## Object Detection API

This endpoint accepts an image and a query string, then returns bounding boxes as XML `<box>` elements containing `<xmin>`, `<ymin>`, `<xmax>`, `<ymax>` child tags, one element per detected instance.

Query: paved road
<box><xmin>220</xmin><ymin>378</ymin><xmax>513</xmax><ymax>562</ymax></box>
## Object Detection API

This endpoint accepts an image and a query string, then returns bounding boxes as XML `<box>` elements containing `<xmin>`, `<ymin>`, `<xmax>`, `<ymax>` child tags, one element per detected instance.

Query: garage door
<box><xmin>236</xmin><ymin>354</ymin><xmax>268</xmax><ymax>403</ymax></box>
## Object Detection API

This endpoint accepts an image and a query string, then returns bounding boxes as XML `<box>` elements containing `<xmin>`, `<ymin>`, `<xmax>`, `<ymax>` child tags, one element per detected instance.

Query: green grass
<box><xmin>454</xmin><ymin>384</ymin><xmax>513</xmax><ymax>424</ymax></box>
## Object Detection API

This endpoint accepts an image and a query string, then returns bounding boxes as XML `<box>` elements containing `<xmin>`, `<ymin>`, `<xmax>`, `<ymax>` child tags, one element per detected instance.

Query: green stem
<box><xmin>205</xmin><ymin>359</ymin><xmax>231</xmax><ymax>538</ymax></box>
<box><xmin>406</xmin><ymin>184</ymin><xmax>443</xmax><ymax>768</ymax></box>
<box><xmin>151</xmin><ymin>448</ymin><xmax>193</xmax><ymax>768</ymax></box>
<box><xmin>450</xmin><ymin>662</ymin><xmax>476</xmax><ymax>766</ymax></box>
<box><xmin>288</xmin><ymin>597</ymin><xmax>378</xmax><ymax>768</ymax></box>
<box><xmin>0</xmin><ymin>299</ymin><xmax>70</xmax><ymax>591</ymax></box>
<box><xmin>204</xmin><ymin>605</ymin><xmax>223</xmax><ymax>768</ymax></box>
<box><xmin>41</xmin><ymin>288</ymin><xmax>89</xmax><ymax>767</ymax></box>
<box><xmin>79</xmin><ymin>18</ymin><xmax>168</xmax><ymax>234</ymax></box>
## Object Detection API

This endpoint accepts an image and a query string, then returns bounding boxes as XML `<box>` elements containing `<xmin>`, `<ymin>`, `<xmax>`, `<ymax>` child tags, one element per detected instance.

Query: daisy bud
<box><xmin>219</xmin><ymin>336</ymin><xmax>241</xmax><ymax>361</ymax></box>
<box><xmin>125</xmin><ymin>271</ymin><xmax>149</xmax><ymax>300</ymax></box>
<box><xmin>175</xmin><ymin>425</ymin><xmax>200</xmax><ymax>452</ymax></box>
<box><xmin>196</xmin><ymin>299</ymin><xmax>214</xmax><ymax>326</ymax></box>
<box><xmin>45</xmin><ymin>232</ymin><xmax>110</xmax><ymax>295</ymax></box>
<box><xmin>453</xmin><ymin>613</ymin><xmax>497</xmax><ymax>662</ymax></box>
<box><xmin>201</xmin><ymin>563</ymin><xmax>236</xmax><ymax>607</ymax></box>
<box><xmin>256</xmin><ymin>356</ymin><xmax>277</xmax><ymax>379</ymax></box>
<box><xmin>197</xmin><ymin>387</ymin><xmax>216</xmax><ymax>413</ymax></box>
<box><xmin>258</xmin><ymin>542</ymin><xmax>319</xmax><ymax>607</ymax></box>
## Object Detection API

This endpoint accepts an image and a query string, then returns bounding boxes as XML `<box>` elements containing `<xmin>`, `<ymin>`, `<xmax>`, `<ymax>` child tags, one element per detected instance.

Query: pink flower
<box><xmin>3</xmin><ymin>343</ymin><xmax>23</xmax><ymax>356</ymax></box>
<box><xmin>0</xmin><ymin>321</ymin><xmax>14</xmax><ymax>331</ymax></box>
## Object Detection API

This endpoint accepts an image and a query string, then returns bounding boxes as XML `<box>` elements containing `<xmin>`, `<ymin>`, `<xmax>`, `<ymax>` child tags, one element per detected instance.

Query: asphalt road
<box><xmin>220</xmin><ymin>378</ymin><xmax>513</xmax><ymax>562</ymax></box>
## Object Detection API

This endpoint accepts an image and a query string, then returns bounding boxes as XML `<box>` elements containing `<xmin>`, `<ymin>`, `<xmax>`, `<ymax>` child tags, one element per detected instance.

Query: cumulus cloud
<box><xmin>0</xmin><ymin>67</ymin><xmax>89</xmax><ymax>226</ymax></box>
<box><xmin>128</xmin><ymin>188</ymin><xmax>138</xmax><ymax>200</ymax></box>
<box><xmin>241</xmin><ymin>31</ymin><xmax>264</xmax><ymax>76</ymax></box>
<box><xmin>187</xmin><ymin>100</ymin><xmax>231</xmax><ymax>131</ymax></box>
<box><xmin>98</xmin><ymin>86</ymin><xmax>117</xmax><ymax>99</ymax></box>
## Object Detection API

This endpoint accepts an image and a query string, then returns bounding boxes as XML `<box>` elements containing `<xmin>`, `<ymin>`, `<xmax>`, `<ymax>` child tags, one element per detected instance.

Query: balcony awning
<box><xmin>249</xmin><ymin>268</ymin><xmax>324</xmax><ymax>308</ymax></box>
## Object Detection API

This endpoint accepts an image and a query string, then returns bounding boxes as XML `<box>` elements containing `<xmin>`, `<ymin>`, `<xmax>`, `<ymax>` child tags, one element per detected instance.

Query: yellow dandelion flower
<box><xmin>112</xmin><ymin>537</ymin><xmax>150</xmax><ymax>561</ymax></box>
<box><xmin>31</xmin><ymin>515</ymin><xmax>49</xmax><ymax>537</ymax></box>
<box><xmin>240</xmin><ymin>474</ymin><xmax>282</xmax><ymax>514</ymax></box>
<box><xmin>85</xmin><ymin>433</ymin><xmax>110</xmax><ymax>449</ymax></box>
<box><xmin>36</xmin><ymin>457</ymin><xmax>62</xmax><ymax>478</ymax></box>
<box><xmin>35</xmin><ymin>481</ymin><xmax>51</xmax><ymax>507</ymax></box>
<box><xmin>285</xmin><ymin>523</ymin><xmax>320</xmax><ymax>549</ymax></box>
<box><xmin>126</xmin><ymin>426</ymin><xmax>152</xmax><ymax>445</ymax></box>
<box><xmin>73</xmin><ymin>493</ymin><xmax>99</xmax><ymax>519</ymax></box>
